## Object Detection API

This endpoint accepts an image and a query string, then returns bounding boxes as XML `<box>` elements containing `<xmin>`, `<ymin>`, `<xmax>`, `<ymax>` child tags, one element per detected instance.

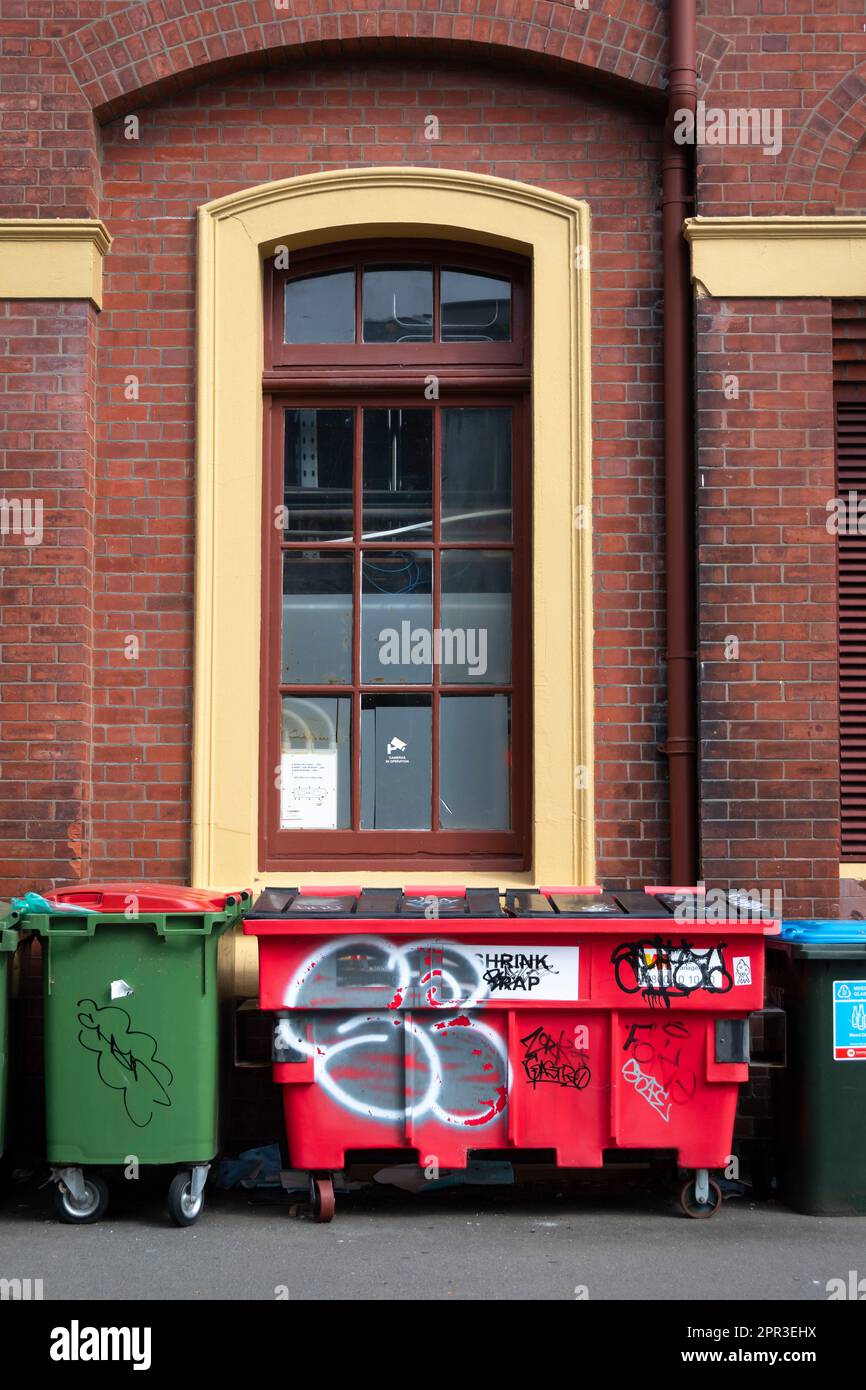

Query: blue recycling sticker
<box><xmin>833</xmin><ymin>980</ymin><xmax>866</xmax><ymax>1061</ymax></box>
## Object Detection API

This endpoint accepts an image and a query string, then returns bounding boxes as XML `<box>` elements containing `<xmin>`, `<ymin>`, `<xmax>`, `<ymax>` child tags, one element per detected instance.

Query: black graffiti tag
<box><xmin>520</xmin><ymin>1025</ymin><xmax>591</xmax><ymax>1090</ymax></box>
<box><xmin>623</xmin><ymin>1020</ymin><xmax>696</xmax><ymax>1106</ymax></box>
<box><xmin>77</xmin><ymin>999</ymin><xmax>173</xmax><ymax>1127</ymax></box>
<box><xmin>611</xmin><ymin>938</ymin><xmax>733</xmax><ymax>1009</ymax></box>
<box><xmin>479</xmin><ymin>951</ymin><xmax>559</xmax><ymax>994</ymax></box>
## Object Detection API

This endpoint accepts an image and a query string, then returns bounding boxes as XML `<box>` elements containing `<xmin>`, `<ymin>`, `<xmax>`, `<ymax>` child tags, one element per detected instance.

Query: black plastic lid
<box><xmin>504</xmin><ymin>890</ymin><xmax>556</xmax><ymax>917</ymax></box>
<box><xmin>248</xmin><ymin>888</ymin><xmax>359</xmax><ymax>918</ymax></box>
<box><xmin>548</xmin><ymin>892</ymin><xmax>624</xmax><ymax>916</ymax></box>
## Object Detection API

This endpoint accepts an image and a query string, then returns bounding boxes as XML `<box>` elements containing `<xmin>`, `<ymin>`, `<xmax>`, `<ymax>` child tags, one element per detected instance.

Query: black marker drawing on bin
<box><xmin>77</xmin><ymin>999</ymin><xmax>173</xmax><ymax>1126</ymax></box>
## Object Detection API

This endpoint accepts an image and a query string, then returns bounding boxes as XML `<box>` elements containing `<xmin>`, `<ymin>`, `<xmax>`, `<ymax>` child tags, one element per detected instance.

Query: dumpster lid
<box><xmin>247</xmin><ymin>887</ymin><xmax>505</xmax><ymax>918</ymax></box>
<box><xmin>247</xmin><ymin>884</ymin><xmax>780</xmax><ymax>925</ymax></box>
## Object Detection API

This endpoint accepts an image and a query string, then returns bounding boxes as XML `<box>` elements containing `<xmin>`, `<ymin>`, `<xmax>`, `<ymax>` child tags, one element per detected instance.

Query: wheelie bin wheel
<box><xmin>167</xmin><ymin>1170</ymin><xmax>205</xmax><ymax>1227</ymax></box>
<box><xmin>309</xmin><ymin>1175</ymin><xmax>335</xmax><ymax>1223</ymax></box>
<box><xmin>679</xmin><ymin>1177</ymin><xmax>722</xmax><ymax>1219</ymax></box>
<box><xmin>54</xmin><ymin>1172</ymin><xmax>109</xmax><ymax>1225</ymax></box>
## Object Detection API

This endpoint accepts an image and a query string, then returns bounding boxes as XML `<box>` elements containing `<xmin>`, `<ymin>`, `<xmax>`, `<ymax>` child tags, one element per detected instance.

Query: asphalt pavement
<box><xmin>1</xmin><ymin>1172</ymin><xmax>864</xmax><ymax>1301</ymax></box>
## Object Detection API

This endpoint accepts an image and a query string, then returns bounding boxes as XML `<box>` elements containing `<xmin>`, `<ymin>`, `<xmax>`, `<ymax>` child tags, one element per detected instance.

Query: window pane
<box><xmin>281</xmin><ymin>695</ymin><xmax>351</xmax><ymax>829</ymax></box>
<box><xmin>362</xmin><ymin>550</ymin><xmax>433</xmax><ymax>684</ymax></box>
<box><xmin>362</xmin><ymin>266</ymin><xmax>433</xmax><ymax>343</ymax></box>
<box><xmin>363</xmin><ymin>408</ymin><xmax>433</xmax><ymax>540</ymax></box>
<box><xmin>282</xmin><ymin>551</ymin><xmax>353</xmax><ymax>684</ymax></box>
<box><xmin>439</xmin><ymin>695</ymin><xmax>511</xmax><ymax>829</ymax></box>
<box><xmin>284</xmin><ymin>408</ymin><xmax>354</xmax><ymax>541</ymax></box>
<box><xmin>284</xmin><ymin>270</ymin><xmax>355</xmax><ymax>344</ymax></box>
<box><xmin>442</xmin><ymin>408</ymin><xmax>512</xmax><ymax>541</ymax></box>
<box><xmin>441</xmin><ymin>268</ymin><xmax>511</xmax><ymax>342</ymax></box>
<box><xmin>361</xmin><ymin>694</ymin><xmax>431</xmax><ymax>829</ymax></box>
<box><xmin>440</xmin><ymin>551</ymin><xmax>511</xmax><ymax>684</ymax></box>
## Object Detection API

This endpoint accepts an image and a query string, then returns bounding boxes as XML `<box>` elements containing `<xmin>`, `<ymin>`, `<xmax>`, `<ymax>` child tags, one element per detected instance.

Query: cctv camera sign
<box><xmin>385</xmin><ymin>735</ymin><xmax>409</xmax><ymax>764</ymax></box>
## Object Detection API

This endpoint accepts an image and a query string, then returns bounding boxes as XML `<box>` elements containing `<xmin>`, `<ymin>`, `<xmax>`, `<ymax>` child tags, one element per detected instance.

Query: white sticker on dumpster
<box><xmin>833</xmin><ymin>980</ymin><xmax>866</xmax><ymax>1061</ymax></box>
<box><xmin>470</xmin><ymin>945</ymin><xmax>580</xmax><ymax>1000</ymax></box>
<box><xmin>733</xmin><ymin>957</ymin><xmax>752</xmax><ymax>986</ymax></box>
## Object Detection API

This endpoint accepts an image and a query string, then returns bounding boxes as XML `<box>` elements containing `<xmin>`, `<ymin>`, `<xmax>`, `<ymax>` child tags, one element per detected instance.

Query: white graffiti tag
<box><xmin>621</xmin><ymin>1055</ymin><xmax>672</xmax><ymax>1123</ymax></box>
<box><xmin>284</xmin><ymin>935</ymin><xmax>491</xmax><ymax>1012</ymax></box>
<box><xmin>281</xmin><ymin>937</ymin><xmax>510</xmax><ymax>1128</ymax></box>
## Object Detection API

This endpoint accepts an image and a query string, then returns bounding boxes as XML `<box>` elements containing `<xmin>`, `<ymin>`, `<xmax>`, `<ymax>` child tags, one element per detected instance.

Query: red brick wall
<box><xmin>0</xmin><ymin>299</ymin><xmax>97</xmax><ymax>892</ymax></box>
<box><xmin>0</xmin><ymin>0</ymin><xmax>862</xmax><ymax>902</ymax></box>
<box><xmin>91</xmin><ymin>57</ymin><xmax>669</xmax><ymax>887</ymax></box>
<box><xmin>698</xmin><ymin>0</ymin><xmax>866</xmax><ymax>217</ymax></box>
<box><xmin>0</xmin><ymin>5</ymin><xmax>99</xmax><ymax>219</ymax></box>
<box><xmin>696</xmin><ymin>298</ymin><xmax>839</xmax><ymax>920</ymax></box>
<box><xmin>6</xmin><ymin>0</ymin><xmax>865</xmax><ymax>221</ymax></box>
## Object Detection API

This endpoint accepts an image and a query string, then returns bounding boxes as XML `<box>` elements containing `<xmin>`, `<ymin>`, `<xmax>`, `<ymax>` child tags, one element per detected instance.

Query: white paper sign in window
<box><xmin>280</xmin><ymin>750</ymin><xmax>339</xmax><ymax>830</ymax></box>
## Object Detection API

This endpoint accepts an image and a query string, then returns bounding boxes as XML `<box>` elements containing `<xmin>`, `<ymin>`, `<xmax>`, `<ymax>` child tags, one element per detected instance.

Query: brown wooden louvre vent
<box><xmin>837</xmin><ymin>393</ymin><xmax>866</xmax><ymax>858</ymax></box>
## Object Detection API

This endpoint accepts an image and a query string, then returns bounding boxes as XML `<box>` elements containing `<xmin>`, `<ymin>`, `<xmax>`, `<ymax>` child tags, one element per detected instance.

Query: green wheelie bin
<box><xmin>767</xmin><ymin>919</ymin><xmax>866</xmax><ymax>1215</ymax></box>
<box><xmin>0</xmin><ymin>907</ymin><xmax>20</xmax><ymax>1162</ymax></box>
<box><xmin>29</xmin><ymin>887</ymin><xmax>250</xmax><ymax>1226</ymax></box>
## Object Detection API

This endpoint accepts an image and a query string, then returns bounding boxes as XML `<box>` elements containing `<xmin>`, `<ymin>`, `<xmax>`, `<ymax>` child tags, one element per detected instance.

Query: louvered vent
<box><xmin>838</xmin><ymin>397</ymin><xmax>866</xmax><ymax>858</ymax></box>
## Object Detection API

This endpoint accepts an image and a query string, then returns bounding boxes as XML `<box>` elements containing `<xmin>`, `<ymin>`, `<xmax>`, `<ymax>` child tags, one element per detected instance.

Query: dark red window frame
<box><xmin>259</xmin><ymin>240</ymin><xmax>532</xmax><ymax>872</ymax></box>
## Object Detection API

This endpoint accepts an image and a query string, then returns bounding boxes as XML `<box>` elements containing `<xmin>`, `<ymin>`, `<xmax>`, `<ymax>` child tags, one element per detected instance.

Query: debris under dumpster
<box><xmin>245</xmin><ymin>884</ymin><xmax>779</xmax><ymax>1222</ymax></box>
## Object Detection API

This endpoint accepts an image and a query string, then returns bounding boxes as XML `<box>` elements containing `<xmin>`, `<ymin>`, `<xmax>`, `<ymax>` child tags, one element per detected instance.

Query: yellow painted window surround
<box><xmin>193</xmin><ymin>168</ymin><xmax>594</xmax><ymax>892</ymax></box>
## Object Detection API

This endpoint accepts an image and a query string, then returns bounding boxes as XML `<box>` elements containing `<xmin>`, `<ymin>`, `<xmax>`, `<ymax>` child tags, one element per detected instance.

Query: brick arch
<box><xmin>782</xmin><ymin>68</ymin><xmax>866</xmax><ymax>214</ymax></box>
<box><xmin>58</xmin><ymin>0</ymin><xmax>720</xmax><ymax>121</ymax></box>
<box><xmin>840</xmin><ymin>134</ymin><xmax>866</xmax><ymax>213</ymax></box>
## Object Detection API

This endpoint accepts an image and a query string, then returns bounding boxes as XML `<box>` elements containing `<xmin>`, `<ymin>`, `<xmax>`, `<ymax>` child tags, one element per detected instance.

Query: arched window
<box><xmin>260</xmin><ymin>242</ymin><xmax>531</xmax><ymax>870</ymax></box>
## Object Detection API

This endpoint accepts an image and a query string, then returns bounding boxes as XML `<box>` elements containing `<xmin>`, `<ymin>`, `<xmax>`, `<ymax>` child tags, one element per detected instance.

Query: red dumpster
<box><xmin>245</xmin><ymin>885</ymin><xmax>778</xmax><ymax>1220</ymax></box>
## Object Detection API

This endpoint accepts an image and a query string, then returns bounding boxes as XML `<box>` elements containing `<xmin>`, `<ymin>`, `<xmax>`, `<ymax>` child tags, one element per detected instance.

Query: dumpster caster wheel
<box><xmin>167</xmin><ymin>1170</ymin><xmax>205</xmax><ymax>1227</ymax></box>
<box><xmin>309</xmin><ymin>1176</ymin><xmax>335</xmax><ymax>1223</ymax></box>
<box><xmin>54</xmin><ymin>1173</ymin><xmax>109</xmax><ymax>1225</ymax></box>
<box><xmin>679</xmin><ymin>1178</ymin><xmax>722</xmax><ymax>1219</ymax></box>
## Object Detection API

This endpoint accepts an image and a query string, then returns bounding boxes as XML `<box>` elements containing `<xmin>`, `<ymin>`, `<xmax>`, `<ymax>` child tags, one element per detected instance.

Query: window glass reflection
<box><xmin>363</xmin><ymin>408</ymin><xmax>433</xmax><ymax>540</ymax></box>
<box><xmin>362</xmin><ymin>266</ymin><xmax>433</xmax><ymax>343</ymax></box>
<box><xmin>282</xmin><ymin>551</ymin><xmax>353</xmax><ymax>684</ymax></box>
<box><xmin>441</xmin><ymin>408</ymin><xmax>512</xmax><ymax>540</ymax></box>
<box><xmin>284</xmin><ymin>408</ymin><xmax>354</xmax><ymax>540</ymax></box>
<box><xmin>362</xmin><ymin>550</ymin><xmax>433</xmax><ymax>685</ymax></box>
<box><xmin>284</xmin><ymin>270</ymin><xmax>355</xmax><ymax>344</ymax></box>
<box><xmin>439</xmin><ymin>695</ymin><xmax>511</xmax><ymax>829</ymax></box>
<box><xmin>441</xmin><ymin>268</ymin><xmax>511</xmax><ymax>342</ymax></box>
<box><xmin>440</xmin><ymin>551</ymin><xmax>511</xmax><ymax>684</ymax></box>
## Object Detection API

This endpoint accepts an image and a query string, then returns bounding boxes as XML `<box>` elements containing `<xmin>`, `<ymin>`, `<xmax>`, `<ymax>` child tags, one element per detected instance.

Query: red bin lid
<box><xmin>48</xmin><ymin>882</ymin><xmax>245</xmax><ymax>912</ymax></box>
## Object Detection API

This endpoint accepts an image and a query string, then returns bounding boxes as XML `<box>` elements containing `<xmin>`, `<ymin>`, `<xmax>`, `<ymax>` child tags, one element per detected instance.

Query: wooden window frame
<box><xmin>259</xmin><ymin>241</ymin><xmax>533</xmax><ymax>872</ymax></box>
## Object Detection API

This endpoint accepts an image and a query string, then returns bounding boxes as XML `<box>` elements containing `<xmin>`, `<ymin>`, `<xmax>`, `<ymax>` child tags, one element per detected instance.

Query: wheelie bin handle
<box><xmin>31</xmin><ymin>903</ymin><xmax>246</xmax><ymax>938</ymax></box>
